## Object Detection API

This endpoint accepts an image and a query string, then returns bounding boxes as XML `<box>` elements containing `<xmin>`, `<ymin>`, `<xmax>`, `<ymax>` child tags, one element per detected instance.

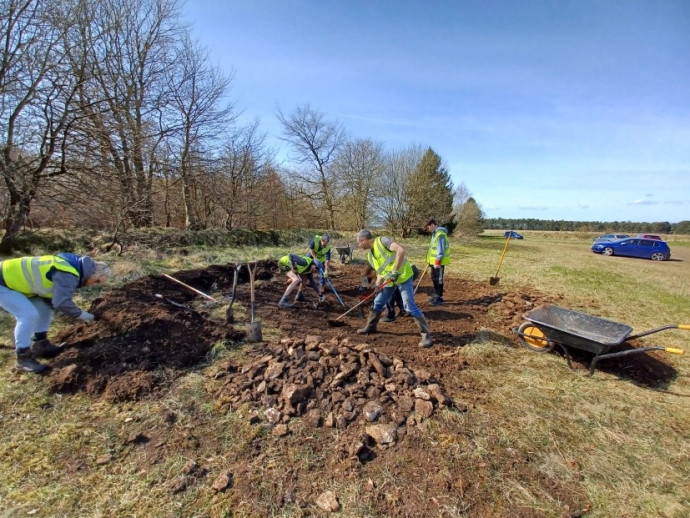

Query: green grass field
<box><xmin>1</xmin><ymin>230</ymin><xmax>688</xmax><ymax>517</ymax></box>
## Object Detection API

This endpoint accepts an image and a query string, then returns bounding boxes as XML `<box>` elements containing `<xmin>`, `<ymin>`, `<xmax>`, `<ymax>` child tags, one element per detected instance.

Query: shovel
<box><xmin>490</xmin><ymin>234</ymin><xmax>512</xmax><ymax>285</ymax></box>
<box><xmin>225</xmin><ymin>263</ymin><xmax>242</xmax><ymax>323</ymax></box>
<box><xmin>414</xmin><ymin>264</ymin><xmax>429</xmax><ymax>294</ymax></box>
<box><xmin>161</xmin><ymin>273</ymin><xmax>217</xmax><ymax>302</ymax></box>
<box><xmin>245</xmin><ymin>262</ymin><xmax>262</xmax><ymax>342</ymax></box>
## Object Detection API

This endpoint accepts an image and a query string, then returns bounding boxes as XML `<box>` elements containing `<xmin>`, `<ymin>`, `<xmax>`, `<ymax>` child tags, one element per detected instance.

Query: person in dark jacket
<box><xmin>0</xmin><ymin>253</ymin><xmax>111</xmax><ymax>373</ymax></box>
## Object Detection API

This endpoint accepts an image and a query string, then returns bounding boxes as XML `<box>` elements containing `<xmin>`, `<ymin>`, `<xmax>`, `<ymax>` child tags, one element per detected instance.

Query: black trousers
<box><xmin>430</xmin><ymin>265</ymin><xmax>444</xmax><ymax>298</ymax></box>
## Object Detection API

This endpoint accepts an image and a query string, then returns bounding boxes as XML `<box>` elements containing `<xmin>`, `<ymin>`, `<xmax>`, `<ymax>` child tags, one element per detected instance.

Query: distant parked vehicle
<box><xmin>503</xmin><ymin>231</ymin><xmax>523</xmax><ymax>239</ymax></box>
<box><xmin>591</xmin><ymin>237</ymin><xmax>671</xmax><ymax>261</ymax></box>
<box><xmin>593</xmin><ymin>233</ymin><xmax>630</xmax><ymax>243</ymax></box>
<box><xmin>634</xmin><ymin>234</ymin><xmax>663</xmax><ymax>241</ymax></box>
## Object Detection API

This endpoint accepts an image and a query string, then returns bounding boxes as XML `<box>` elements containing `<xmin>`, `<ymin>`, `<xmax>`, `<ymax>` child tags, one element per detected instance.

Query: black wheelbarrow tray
<box><xmin>513</xmin><ymin>303</ymin><xmax>687</xmax><ymax>375</ymax></box>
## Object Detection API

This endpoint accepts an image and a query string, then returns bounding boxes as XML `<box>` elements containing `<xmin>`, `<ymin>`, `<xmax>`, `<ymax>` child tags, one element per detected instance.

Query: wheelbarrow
<box><xmin>335</xmin><ymin>243</ymin><xmax>353</xmax><ymax>264</ymax></box>
<box><xmin>513</xmin><ymin>303</ymin><xmax>687</xmax><ymax>376</ymax></box>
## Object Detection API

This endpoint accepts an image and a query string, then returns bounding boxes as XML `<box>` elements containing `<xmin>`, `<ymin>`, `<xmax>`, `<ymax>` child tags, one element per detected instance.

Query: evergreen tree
<box><xmin>406</xmin><ymin>147</ymin><xmax>454</xmax><ymax>232</ymax></box>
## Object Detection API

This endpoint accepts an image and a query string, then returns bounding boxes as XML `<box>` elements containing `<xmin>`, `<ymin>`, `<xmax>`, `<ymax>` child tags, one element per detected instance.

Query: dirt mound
<box><xmin>49</xmin><ymin>267</ymin><xmax>248</xmax><ymax>401</ymax></box>
<box><xmin>44</xmin><ymin>260</ymin><xmax>676</xmax><ymax>403</ymax></box>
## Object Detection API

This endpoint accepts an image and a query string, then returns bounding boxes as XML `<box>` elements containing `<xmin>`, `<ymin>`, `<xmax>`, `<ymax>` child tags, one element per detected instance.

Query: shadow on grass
<box><xmin>549</xmin><ymin>343</ymin><xmax>679</xmax><ymax>389</ymax></box>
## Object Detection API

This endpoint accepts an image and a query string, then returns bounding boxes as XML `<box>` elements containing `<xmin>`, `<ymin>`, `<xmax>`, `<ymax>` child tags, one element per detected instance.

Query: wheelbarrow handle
<box><xmin>665</xmin><ymin>347</ymin><xmax>684</xmax><ymax>355</ymax></box>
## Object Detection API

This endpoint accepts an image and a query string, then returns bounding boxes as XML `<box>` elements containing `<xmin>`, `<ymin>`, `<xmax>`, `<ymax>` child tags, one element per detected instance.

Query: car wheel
<box><xmin>517</xmin><ymin>323</ymin><xmax>555</xmax><ymax>353</ymax></box>
<box><xmin>602</xmin><ymin>247</ymin><xmax>614</xmax><ymax>256</ymax></box>
<box><xmin>650</xmin><ymin>252</ymin><xmax>666</xmax><ymax>261</ymax></box>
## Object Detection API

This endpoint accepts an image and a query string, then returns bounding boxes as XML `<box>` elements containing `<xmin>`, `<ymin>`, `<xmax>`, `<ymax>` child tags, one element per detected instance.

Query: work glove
<box><xmin>322</xmin><ymin>270</ymin><xmax>328</xmax><ymax>279</ymax></box>
<box><xmin>434</xmin><ymin>259</ymin><xmax>441</xmax><ymax>269</ymax></box>
<box><xmin>385</xmin><ymin>271</ymin><xmax>400</xmax><ymax>283</ymax></box>
<box><xmin>78</xmin><ymin>310</ymin><xmax>95</xmax><ymax>323</ymax></box>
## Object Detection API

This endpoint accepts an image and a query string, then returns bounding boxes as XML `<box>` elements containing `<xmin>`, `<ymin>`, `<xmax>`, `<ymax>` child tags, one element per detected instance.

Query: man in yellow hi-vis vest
<box><xmin>0</xmin><ymin>253</ymin><xmax>111</xmax><ymax>373</ymax></box>
<box><xmin>425</xmin><ymin>218</ymin><xmax>450</xmax><ymax>305</ymax></box>
<box><xmin>355</xmin><ymin>229</ymin><xmax>432</xmax><ymax>348</ymax></box>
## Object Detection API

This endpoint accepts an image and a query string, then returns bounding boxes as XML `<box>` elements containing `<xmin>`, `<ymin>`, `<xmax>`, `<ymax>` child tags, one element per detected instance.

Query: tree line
<box><xmin>1</xmin><ymin>0</ymin><xmax>476</xmax><ymax>253</ymax></box>
<box><xmin>484</xmin><ymin>218</ymin><xmax>690</xmax><ymax>235</ymax></box>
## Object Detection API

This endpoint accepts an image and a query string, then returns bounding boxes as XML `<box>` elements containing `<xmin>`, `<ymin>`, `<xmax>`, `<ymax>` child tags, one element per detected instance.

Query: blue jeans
<box><xmin>372</xmin><ymin>277</ymin><xmax>422</xmax><ymax>319</ymax></box>
<box><xmin>0</xmin><ymin>286</ymin><xmax>54</xmax><ymax>350</ymax></box>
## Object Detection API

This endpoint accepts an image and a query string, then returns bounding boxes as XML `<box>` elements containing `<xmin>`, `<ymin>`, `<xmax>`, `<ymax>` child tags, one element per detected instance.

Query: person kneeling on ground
<box><xmin>277</xmin><ymin>254</ymin><xmax>322</xmax><ymax>308</ymax></box>
<box><xmin>355</xmin><ymin>229</ymin><xmax>432</xmax><ymax>348</ymax></box>
<box><xmin>0</xmin><ymin>253</ymin><xmax>111</xmax><ymax>373</ymax></box>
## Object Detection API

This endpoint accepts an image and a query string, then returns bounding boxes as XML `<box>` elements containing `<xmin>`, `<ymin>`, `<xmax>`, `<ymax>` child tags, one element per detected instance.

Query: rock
<box><xmin>273</xmin><ymin>424</ymin><xmax>289</xmax><ymax>437</ymax></box>
<box><xmin>168</xmin><ymin>476</ymin><xmax>188</xmax><ymax>494</ymax></box>
<box><xmin>366</xmin><ymin>423</ymin><xmax>397</xmax><ymax>445</ymax></box>
<box><xmin>95</xmin><ymin>454</ymin><xmax>112</xmax><ymax>465</ymax></box>
<box><xmin>415</xmin><ymin>399</ymin><xmax>434</xmax><ymax>419</ymax></box>
<box><xmin>303</xmin><ymin>409</ymin><xmax>322</xmax><ymax>427</ymax></box>
<box><xmin>211</xmin><ymin>469</ymin><xmax>234</xmax><ymax>492</ymax></box>
<box><xmin>363</xmin><ymin>401</ymin><xmax>382</xmax><ymax>422</ymax></box>
<box><xmin>427</xmin><ymin>384</ymin><xmax>450</xmax><ymax>406</ymax></box>
<box><xmin>264</xmin><ymin>361</ymin><xmax>284</xmax><ymax>380</ymax></box>
<box><xmin>264</xmin><ymin>408</ymin><xmax>281</xmax><ymax>424</ymax></box>
<box><xmin>315</xmin><ymin>491</ymin><xmax>340</xmax><ymax>512</ymax></box>
<box><xmin>281</xmin><ymin>383</ymin><xmax>311</xmax><ymax>405</ymax></box>
<box><xmin>125</xmin><ymin>433</ymin><xmax>149</xmax><ymax>444</ymax></box>
<box><xmin>182</xmin><ymin>460</ymin><xmax>198</xmax><ymax>475</ymax></box>
<box><xmin>413</xmin><ymin>387</ymin><xmax>431</xmax><ymax>400</ymax></box>
<box><xmin>397</xmin><ymin>395</ymin><xmax>415</xmax><ymax>413</ymax></box>
<box><xmin>324</xmin><ymin>412</ymin><xmax>336</xmax><ymax>428</ymax></box>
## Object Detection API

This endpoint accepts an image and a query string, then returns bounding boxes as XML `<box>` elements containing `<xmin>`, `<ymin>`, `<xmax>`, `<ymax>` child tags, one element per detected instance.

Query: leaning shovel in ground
<box><xmin>490</xmin><ymin>234</ymin><xmax>512</xmax><ymax>285</ymax></box>
<box><xmin>225</xmin><ymin>263</ymin><xmax>242</xmax><ymax>323</ymax></box>
<box><xmin>245</xmin><ymin>262</ymin><xmax>262</xmax><ymax>342</ymax></box>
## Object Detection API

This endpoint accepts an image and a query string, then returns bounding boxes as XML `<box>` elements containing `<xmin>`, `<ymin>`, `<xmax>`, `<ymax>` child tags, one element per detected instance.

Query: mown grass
<box><xmin>1</xmin><ymin>229</ymin><xmax>689</xmax><ymax>517</ymax></box>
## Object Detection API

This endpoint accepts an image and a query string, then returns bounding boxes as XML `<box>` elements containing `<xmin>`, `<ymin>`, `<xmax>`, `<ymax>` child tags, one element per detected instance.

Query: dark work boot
<box><xmin>295</xmin><ymin>291</ymin><xmax>305</xmax><ymax>302</ymax></box>
<box><xmin>31</xmin><ymin>339</ymin><xmax>63</xmax><ymax>359</ymax></box>
<box><xmin>414</xmin><ymin>315</ymin><xmax>433</xmax><ymax>348</ymax></box>
<box><xmin>357</xmin><ymin>311</ymin><xmax>382</xmax><ymax>334</ymax></box>
<box><xmin>381</xmin><ymin>312</ymin><xmax>396</xmax><ymax>323</ymax></box>
<box><xmin>16</xmin><ymin>348</ymin><xmax>49</xmax><ymax>373</ymax></box>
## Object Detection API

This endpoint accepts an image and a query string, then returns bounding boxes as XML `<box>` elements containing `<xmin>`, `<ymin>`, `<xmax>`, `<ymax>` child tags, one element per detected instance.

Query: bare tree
<box><xmin>333</xmin><ymin>138</ymin><xmax>383</xmax><ymax>230</ymax></box>
<box><xmin>374</xmin><ymin>145</ymin><xmax>424</xmax><ymax>237</ymax></box>
<box><xmin>74</xmin><ymin>0</ymin><xmax>183</xmax><ymax>228</ymax></box>
<box><xmin>276</xmin><ymin>104</ymin><xmax>345</xmax><ymax>230</ymax></box>
<box><xmin>166</xmin><ymin>34</ymin><xmax>235</xmax><ymax>230</ymax></box>
<box><xmin>0</xmin><ymin>0</ymin><xmax>86</xmax><ymax>251</ymax></box>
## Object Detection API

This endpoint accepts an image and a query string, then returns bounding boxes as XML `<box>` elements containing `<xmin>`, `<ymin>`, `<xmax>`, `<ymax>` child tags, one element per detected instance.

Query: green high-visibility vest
<box><xmin>279</xmin><ymin>255</ymin><xmax>313</xmax><ymax>274</ymax></box>
<box><xmin>1</xmin><ymin>255</ymin><xmax>79</xmax><ymax>298</ymax></box>
<box><xmin>366</xmin><ymin>238</ymin><xmax>413</xmax><ymax>286</ymax></box>
<box><xmin>427</xmin><ymin>229</ymin><xmax>450</xmax><ymax>265</ymax></box>
<box><xmin>312</xmin><ymin>235</ymin><xmax>331</xmax><ymax>262</ymax></box>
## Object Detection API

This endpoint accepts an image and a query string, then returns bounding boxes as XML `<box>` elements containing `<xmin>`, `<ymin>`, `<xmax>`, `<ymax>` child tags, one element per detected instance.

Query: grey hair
<box><xmin>92</xmin><ymin>261</ymin><xmax>111</xmax><ymax>280</ymax></box>
<box><xmin>357</xmin><ymin>229</ymin><xmax>373</xmax><ymax>241</ymax></box>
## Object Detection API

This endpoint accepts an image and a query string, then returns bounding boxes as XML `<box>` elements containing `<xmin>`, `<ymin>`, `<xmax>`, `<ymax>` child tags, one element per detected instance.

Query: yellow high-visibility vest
<box><xmin>1</xmin><ymin>255</ymin><xmax>79</xmax><ymax>298</ymax></box>
<box><xmin>367</xmin><ymin>238</ymin><xmax>413</xmax><ymax>285</ymax></box>
<box><xmin>427</xmin><ymin>229</ymin><xmax>450</xmax><ymax>265</ymax></box>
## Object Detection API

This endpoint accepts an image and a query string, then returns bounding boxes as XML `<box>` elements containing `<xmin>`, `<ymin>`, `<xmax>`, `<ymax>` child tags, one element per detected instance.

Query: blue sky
<box><xmin>181</xmin><ymin>0</ymin><xmax>689</xmax><ymax>223</ymax></box>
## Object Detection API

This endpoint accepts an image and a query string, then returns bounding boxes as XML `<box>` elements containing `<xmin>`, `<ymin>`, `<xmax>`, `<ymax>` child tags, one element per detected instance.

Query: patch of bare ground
<box><xmin>37</xmin><ymin>260</ymin><xmax>678</xmax><ymax>516</ymax></box>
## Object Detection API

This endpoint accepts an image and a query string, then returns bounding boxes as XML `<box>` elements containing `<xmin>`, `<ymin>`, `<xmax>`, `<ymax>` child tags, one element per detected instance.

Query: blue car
<box><xmin>591</xmin><ymin>237</ymin><xmax>671</xmax><ymax>261</ymax></box>
<box><xmin>504</xmin><ymin>231</ymin><xmax>523</xmax><ymax>239</ymax></box>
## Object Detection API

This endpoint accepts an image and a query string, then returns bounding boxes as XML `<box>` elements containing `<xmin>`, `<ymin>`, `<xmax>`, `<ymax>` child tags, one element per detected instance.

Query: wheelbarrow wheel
<box><xmin>517</xmin><ymin>322</ymin><xmax>555</xmax><ymax>353</ymax></box>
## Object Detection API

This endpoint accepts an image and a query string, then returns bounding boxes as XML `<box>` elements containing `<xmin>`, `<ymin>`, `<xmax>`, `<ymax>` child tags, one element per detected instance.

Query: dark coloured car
<box><xmin>591</xmin><ymin>238</ymin><xmax>671</xmax><ymax>261</ymax></box>
<box><xmin>503</xmin><ymin>231</ymin><xmax>523</xmax><ymax>239</ymax></box>
<box><xmin>593</xmin><ymin>233</ymin><xmax>630</xmax><ymax>243</ymax></box>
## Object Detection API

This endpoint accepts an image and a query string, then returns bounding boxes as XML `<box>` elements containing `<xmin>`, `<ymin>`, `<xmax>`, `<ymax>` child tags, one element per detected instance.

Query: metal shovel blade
<box><xmin>489</xmin><ymin>276</ymin><xmax>499</xmax><ymax>286</ymax></box>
